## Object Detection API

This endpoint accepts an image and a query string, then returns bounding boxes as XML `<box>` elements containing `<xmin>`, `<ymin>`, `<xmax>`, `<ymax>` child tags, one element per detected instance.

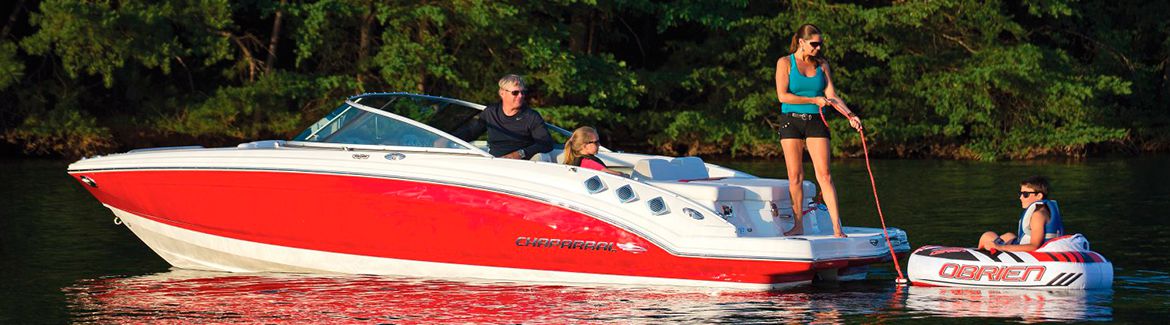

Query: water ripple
<box><xmin>62</xmin><ymin>270</ymin><xmax>1124</xmax><ymax>324</ymax></box>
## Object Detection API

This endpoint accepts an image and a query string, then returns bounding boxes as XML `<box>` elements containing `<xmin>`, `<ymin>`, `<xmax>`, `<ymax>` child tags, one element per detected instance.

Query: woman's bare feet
<box><xmin>784</xmin><ymin>226</ymin><xmax>804</xmax><ymax>236</ymax></box>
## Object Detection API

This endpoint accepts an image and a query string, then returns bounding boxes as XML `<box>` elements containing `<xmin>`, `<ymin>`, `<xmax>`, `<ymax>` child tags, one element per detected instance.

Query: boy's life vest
<box><xmin>1015</xmin><ymin>199</ymin><xmax>1065</xmax><ymax>245</ymax></box>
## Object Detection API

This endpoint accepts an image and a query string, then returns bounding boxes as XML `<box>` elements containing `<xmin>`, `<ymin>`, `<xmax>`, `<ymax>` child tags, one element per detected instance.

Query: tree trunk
<box><xmin>263</xmin><ymin>0</ymin><xmax>286</xmax><ymax>74</ymax></box>
<box><xmin>357</xmin><ymin>1</ymin><xmax>374</xmax><ymax>90</ymax></box>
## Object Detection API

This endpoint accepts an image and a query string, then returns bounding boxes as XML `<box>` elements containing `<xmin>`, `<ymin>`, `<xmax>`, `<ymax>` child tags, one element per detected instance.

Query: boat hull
<box><xmin>70</xmin><ymin>168</ymin><xmax>890</xmax><ymax>289</ymax></box>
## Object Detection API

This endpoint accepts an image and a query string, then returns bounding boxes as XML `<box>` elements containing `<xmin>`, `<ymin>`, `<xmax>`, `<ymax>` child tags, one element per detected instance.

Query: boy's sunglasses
<box><xmin>1019</xmin><ymin>191</ymin><xmax>1042</xmax><ymax>198</ymax></box>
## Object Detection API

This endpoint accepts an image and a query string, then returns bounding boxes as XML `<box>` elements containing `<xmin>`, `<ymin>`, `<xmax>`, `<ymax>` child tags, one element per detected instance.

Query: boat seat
<box><xmin>646</xmin><ymin>181</ymin><xmax>745</xmax><ymax>202</ymax></box>
<box><xmin>632</xmin><ymin>157</ymin><xmax>709</xmax><ymax>181</ymax></box>
<box><xmin>692</xmin><ymin>178</ymin><xmax>816</xmax><ymax>202</ymax></box>
<box><xmin>530</xmin><ymin>149</ymin><xmax>559</xmax><ymax>163</ymax></box>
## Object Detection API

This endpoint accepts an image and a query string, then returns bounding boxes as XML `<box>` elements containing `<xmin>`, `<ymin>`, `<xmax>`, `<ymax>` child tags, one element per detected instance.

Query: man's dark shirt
<box><xmin>452</xmin><ymin>103</ymin><xmax>554</xmax><ymax>157</ymax></box>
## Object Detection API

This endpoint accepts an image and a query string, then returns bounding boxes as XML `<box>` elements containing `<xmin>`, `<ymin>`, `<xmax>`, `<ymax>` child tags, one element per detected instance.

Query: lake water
<box><xmin>2</xmin><ymin>156</ymin><xmax>1168</xmax><ymax>323</ymax></box>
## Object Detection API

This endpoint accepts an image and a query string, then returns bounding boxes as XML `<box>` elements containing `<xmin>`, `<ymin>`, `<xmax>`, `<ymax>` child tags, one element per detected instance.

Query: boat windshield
<box><xmin>292</xmin><ymin>95</ymin><xmax>478</xmax><ymax>150</ymax></box>
<box><xmin>292</xmin><ymin>93</ymin><xmax>579</xmax><ymax>152</ymax></box>
<box><xmin>353</xmin><ymin>94</ymin><xmax>483</xmax><ymax>135</ymax></box>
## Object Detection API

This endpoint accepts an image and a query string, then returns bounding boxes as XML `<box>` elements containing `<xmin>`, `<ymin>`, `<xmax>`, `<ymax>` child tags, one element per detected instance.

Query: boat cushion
<box><xmin>693</xmin><ymin>178</ymin><xmax>816</xmax><ymax>202</ymax></box>
<box><xmin>632</xmin><ymin>157</ymin><xmax>709</xmax><ymax>181</ymax></box>
<box><xmin>646</xmin><ymin>181</ymin><xmax>745</xmax><ymax>202</ymax></box>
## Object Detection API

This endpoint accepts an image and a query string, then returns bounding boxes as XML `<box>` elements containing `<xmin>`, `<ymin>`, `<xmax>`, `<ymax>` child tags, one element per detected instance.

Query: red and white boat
<box><xmin>68</xmin><ymin>93</ymin><xmax>910</xmax><ymax>290</ymax></box>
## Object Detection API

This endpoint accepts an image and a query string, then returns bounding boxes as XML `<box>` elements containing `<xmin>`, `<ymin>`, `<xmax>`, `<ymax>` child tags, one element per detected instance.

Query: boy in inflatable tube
<box><xmin>977</xmin><ymin>176</ymin><xmax>1065</xmax><ymax>252</ymax></box>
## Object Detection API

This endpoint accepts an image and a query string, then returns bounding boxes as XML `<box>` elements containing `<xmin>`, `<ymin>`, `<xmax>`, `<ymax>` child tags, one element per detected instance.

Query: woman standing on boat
<box><xmin>774</xmin><ymin>24</ymin><xmax>862</xmax><ymax>237</ymax></box>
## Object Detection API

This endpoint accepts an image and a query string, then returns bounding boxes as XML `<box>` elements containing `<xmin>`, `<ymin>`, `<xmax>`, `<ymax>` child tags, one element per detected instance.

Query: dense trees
<box><xmin>0</xmin><ymin>0</ymin><xmax>1165</xmax><ymax>160</ymax></box>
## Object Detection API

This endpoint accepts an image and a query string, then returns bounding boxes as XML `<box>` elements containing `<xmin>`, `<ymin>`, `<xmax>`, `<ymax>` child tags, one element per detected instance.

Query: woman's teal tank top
<box><xmin>781</xmin><ymin>54</ymin><xmax>826</xmax><ymax>114</ymax></box>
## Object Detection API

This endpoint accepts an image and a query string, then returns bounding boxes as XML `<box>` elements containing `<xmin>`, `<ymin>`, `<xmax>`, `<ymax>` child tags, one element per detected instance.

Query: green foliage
<box><xmin>0</xmin><ymin>0</ymin><xmax>1165</xmax><ymax>159</ymax></box>
<box><xmin>0</xmin><ymin>41</ymin><xmax>24</xmax><ymax>90</ymax></box>
<box><xmin>2</xmin><ymin>104</ymin><xmax>114</xmax><ymax>158</ymax></box>
<box><xmin>157</xmin><ymin>71</ymin><xmax>314</xmax><ymax>138</ymax></box>
<box><xmin>22</xmin><ymin>0</ymin><xmax>234</xmax><ymax>87</ymax></box>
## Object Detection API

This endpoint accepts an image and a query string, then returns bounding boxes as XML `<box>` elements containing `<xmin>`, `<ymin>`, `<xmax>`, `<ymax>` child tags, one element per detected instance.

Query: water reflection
<box><xmin>904</xmin><ymin>286</ymin><xmax>1113</xmax><ymax>322</ymax></box>
<box><xmin>66</xmin><ymin>270</ymin><xmax>903</xmax><ymax>324</ymax></box>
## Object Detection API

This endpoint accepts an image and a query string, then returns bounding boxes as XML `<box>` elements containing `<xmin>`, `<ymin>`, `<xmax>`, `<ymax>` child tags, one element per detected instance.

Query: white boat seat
<box><xmin>693</xmin><ymin>178</ymin><xmax>816</xmax><ymax>202</ymax></box>
<box><xmin>632</xmin><ymin>157</ymin><xmax>709</xmax><ymax>181</ymax></box>
<box><xmin>530</xmin><ymin>150</ymin><xmax>558</xmax><ymax>163</ymax></box>
<box><xmin>647</xmin><ymin>181</ymin><xmax>745</xmax><ymax>202</ymax></box>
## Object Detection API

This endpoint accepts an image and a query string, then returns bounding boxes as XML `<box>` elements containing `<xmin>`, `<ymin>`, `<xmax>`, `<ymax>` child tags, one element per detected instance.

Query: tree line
<box><xmin>0</xmin><ymin>0</ymin><xmax>1166</xmax><ymax>160</ymax></box>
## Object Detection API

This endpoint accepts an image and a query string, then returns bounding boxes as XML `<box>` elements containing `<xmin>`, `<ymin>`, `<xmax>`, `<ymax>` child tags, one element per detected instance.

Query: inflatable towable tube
<box><xmin>907</xmin><ymin>234</ymin><xmax>1112</xmax><ymax>289</ymax></box>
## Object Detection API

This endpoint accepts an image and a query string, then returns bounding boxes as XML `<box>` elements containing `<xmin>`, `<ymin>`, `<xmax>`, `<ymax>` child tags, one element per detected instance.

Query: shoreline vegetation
<box><xmin>1</xmin><ymin>1</ymin><xmax>1167</xmax><ymax>161</ymax></box>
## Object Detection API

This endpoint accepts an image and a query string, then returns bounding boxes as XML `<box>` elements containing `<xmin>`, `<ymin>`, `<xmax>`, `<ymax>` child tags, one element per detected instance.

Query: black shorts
<box><xmin>778</xmin><ymin>112</ymin><xmax>831</xmax><ymax>139</ymax></box>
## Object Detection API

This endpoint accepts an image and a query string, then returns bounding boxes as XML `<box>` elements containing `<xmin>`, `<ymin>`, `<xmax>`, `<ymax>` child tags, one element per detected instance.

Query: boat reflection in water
<box><xmin>904</xmin><ymin>286</ymin><xmax>1113</xmax><ymax>322</ymax></box>
<box><xmin>65</xmin><ymin>270</ymin><xmax>900</xmax><ymax>323</ymax></box>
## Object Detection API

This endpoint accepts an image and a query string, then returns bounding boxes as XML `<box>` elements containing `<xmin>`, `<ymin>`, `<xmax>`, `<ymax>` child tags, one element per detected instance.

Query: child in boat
<box><xmin>978</xmin><ymin>175</ymin><xmax>1065</xmax><ymax>252</ymax></box>
<box><xmin>563</xmin><ymin>126</ymin><xmax>626</xmax><ymax>177</ymax></box>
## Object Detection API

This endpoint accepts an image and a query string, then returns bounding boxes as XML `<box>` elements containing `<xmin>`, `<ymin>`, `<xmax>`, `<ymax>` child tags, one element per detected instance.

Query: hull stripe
<box><xmin>970</xmin><ymin>249</ymin><xmax>999</xmax><ymax>262</ymax></box>
<box><xmin>1088</xmin><ymin>252</ymin><xmax>1104</xmax><ymax>263</ymax></box>
<box><xmin>1046</xmin><ymin>273</ymin><xmax>1068</xmax><ymax>286</ymax></box>
<box><xmin>1060</xmin><ymin>273</ymin><xmax>1083</xmax><ymax>287</ymax></box>
<box><xmin>914</xmin><ymin>278</ymin><xmax>1078</xmax><ymax>288</ymax></box>
<box><xmin>1002</xmin><ymin>251</ymin><xmax>1025</xmax><ymax>263</ymax></box>
<box><xmin>1042</xmin><ymin>252</ymin><xmax>1060</xmax><ymax>262</ymax></box>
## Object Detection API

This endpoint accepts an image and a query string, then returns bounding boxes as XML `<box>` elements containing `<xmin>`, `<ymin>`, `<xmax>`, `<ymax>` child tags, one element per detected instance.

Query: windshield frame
<box><xmin>292</xmin><ymin>93</ymin><xmax>492</xmax><ymax>157</ymax></box>
<box><xmin>292</xmin><ymin>92</ymin><xmax>610</xmax><ymax>156</ymax></box>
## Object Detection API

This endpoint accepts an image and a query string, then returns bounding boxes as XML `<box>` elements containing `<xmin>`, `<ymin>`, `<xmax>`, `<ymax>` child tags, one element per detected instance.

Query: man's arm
<box><xmin>522</xmin><ymin>113</ymin><xmax>554</xmax><ymax>155</ymax></box>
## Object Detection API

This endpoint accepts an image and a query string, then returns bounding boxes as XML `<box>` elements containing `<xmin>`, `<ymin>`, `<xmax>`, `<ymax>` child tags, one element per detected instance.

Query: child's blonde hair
<box><xmin>563</xmin><ymin>126</ymin><xmax>598</xmax><ymax>165</ymax></box>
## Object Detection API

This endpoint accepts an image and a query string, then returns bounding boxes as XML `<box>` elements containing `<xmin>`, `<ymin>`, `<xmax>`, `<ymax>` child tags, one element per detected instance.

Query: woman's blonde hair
<box><xmin>563</xmin><ymin>126</ymin><xmax>598</xmax><ymax>166</ymax></box>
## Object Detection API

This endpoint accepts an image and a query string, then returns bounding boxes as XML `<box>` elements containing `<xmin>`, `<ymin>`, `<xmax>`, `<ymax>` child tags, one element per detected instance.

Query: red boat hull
<box><xmin>71</xmin><ymin>169</ymin><xmax>830</xmax><ymax>286</ymax></box>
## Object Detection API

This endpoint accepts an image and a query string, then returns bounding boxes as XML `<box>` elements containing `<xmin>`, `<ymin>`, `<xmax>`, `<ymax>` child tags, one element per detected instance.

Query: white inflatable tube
<box><xmin>907</xmin><ymin>234</ymin><xmax>1112</xmax><ymax>290</ymax></box>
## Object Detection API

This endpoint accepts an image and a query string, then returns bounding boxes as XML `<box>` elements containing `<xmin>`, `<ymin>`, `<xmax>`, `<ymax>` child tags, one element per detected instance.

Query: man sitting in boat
<box><xmin>977</xmin><ymin>176</ymin><xmax>1065</xmax><ymax>252</ymax></box>
<box><xmin>452</xmin><ymin>74</ymin><xmax>554</xmax><ymax>159</ymax></box>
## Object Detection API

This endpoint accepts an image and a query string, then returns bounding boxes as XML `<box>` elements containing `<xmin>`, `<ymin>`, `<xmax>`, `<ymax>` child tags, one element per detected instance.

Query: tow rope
<box><xmin>819</xmin><ymin>105</ymin><xmax>908</xmax><ymax>285</ymax></box>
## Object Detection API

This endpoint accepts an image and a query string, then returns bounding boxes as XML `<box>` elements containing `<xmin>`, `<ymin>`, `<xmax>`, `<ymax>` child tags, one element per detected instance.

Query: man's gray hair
<box><xmin>498</xmin><ymin>74</ymin><xmax>526</xmax><ymax>89</ymax></box>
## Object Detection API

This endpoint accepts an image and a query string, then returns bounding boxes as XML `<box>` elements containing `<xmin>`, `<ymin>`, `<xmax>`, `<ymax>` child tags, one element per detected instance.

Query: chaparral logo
<box><xmin>515</xmin><ymin>237</ymin><xmax>616</xmax><ymax>252</ymax></box>
<box><xmin>352</xmin><ymin>154</ymin><xmax>370</xmax><ymax>159</ymax></box>
<box><xmin>938</xmin><ymin>263</ymin><xmax>1046</xmax><ymax>282</ymax></box>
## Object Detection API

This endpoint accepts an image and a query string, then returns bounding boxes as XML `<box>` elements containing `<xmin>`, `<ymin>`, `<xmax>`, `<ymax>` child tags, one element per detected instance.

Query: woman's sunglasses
<box><xmin>808</xmin><ymin>41</ymin><xmax>823</xmax><ymax>48</ymax></box>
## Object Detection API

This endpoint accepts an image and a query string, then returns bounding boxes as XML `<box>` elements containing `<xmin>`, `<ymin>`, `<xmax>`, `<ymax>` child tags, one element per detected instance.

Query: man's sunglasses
<box><xmin>1019</xmin><ymin>191</ymin><xmax>1043</xmax><ymax>198</ymax></box>
<box><xmin>503</xmin><ymin>89</ymin><xmax>528</xmax><ymax>96</ymax></box>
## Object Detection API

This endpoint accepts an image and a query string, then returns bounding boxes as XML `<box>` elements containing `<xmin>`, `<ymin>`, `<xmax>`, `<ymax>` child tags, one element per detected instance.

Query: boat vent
<box><xmin>79</xmin><ymin>176</ymin><xmax>98</xmax><ymax>188</ymax></box>
<box><xmin>615</xmin><ymin>185</ymin><xmax>638</xmax><ymax>203</ymax></box>
<box><xmin>584</xmin><ymin>176</ymin><xmax>606</xmax><ymax>194</ymax></box>
<box><xmin>682</xmin><ymin>207</ymin><xmax>703</xmax><ymax>220</ymax></box>
<box><xmin>647</xmin><ymin>197</ymin><xmax>668</xmax><ymax>215</ymax></box>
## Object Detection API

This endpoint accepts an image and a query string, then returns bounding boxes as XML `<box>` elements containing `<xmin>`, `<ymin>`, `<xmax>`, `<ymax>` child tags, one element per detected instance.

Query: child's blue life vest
<box><xmin>1014</xmin><ymin>199</ymin><xmax>1065</xmax><ymax>245</ymax></box>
